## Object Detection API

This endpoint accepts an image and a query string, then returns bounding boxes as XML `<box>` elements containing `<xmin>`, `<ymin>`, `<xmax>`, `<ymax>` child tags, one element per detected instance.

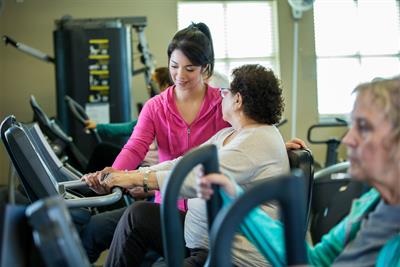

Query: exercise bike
<box><xmin>30</xmin><ymin>95</ymin><xmax>120</xmax><ymax>173</ymax></box>
<box><xmin>307</xmin><ymin>118</ymin><xmax>348</xmax><ymax>170</ymax></box>
<box><xmin>308</xmin><ymin>118</ymin><xmax>370</xmax><ymax>244</ymax></box>
<box><xmin>65</xmin><ymin>95</ymin><xmax>102</xmax><ymax>144</ymax></box>
<box><xmin>65</xmin><ymin>95</ymin><xmax>129</xmax><ymax>148</ymax></box>
<box><xmin>30</xmin><ymin>95</ymin><xmax>88</xmax><ymax>172</ymax></box>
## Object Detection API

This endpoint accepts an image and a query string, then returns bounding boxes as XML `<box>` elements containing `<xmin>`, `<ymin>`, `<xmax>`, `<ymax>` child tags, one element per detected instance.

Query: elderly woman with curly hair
<box><xmin>95</xmin><ymin>64</ymin><xmax>291</xmax><ymax>267</ymax></box>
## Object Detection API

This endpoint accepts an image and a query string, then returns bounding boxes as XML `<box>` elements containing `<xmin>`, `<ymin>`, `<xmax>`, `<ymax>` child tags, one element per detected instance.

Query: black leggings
<box><xmin>79</xmin><ymin>207</ymin><xmax>126</xmax><ymax>263</ymax></box>
<box><xmin>104</xmin><ymin>202</ymin><xmax>208</xmax><ymax>267</ymax></box>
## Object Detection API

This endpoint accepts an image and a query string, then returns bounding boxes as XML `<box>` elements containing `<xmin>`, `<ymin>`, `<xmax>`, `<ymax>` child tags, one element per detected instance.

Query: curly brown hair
<box><xmin>230</xmin><ymin>64</ymin><xmax>284</xmax><ymax>124</ymax></box>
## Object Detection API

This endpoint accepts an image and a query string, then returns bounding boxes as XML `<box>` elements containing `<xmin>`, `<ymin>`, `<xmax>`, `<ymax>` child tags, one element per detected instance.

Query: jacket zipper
<box><xmin>187</xmin><ymin>128</ymin><xmax>191</xmax><ymax>150</ymax></box>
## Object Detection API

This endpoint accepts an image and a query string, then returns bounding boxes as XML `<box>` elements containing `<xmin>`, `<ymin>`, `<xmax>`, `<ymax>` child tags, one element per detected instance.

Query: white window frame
<box><xmin>313</xmin><ymin>0</ymin><xmax>400</xmax><ymax>119</ymax></box>
<box><xmin>177</xmin><ymin>0</ymin><xmax>280</xmax><ymax>81</ymax></box>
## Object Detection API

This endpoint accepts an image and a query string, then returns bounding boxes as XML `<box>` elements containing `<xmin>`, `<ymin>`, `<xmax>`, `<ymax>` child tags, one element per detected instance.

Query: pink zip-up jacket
<box><xmin>112</xmin><ymin>84</ymin><xmax>230</xmax><ymax>210</ymax></box>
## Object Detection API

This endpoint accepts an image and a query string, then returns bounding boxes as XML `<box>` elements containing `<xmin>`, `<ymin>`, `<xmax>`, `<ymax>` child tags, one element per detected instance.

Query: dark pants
<box><xmin>105</xmin><ymin>202</ymin><xmax>208</xmax><ymax>267</ymax></box>
<box><xmin>79</xmin><ymin>207</ymin><xmax>126</xmax><ymax>263</ymax></box>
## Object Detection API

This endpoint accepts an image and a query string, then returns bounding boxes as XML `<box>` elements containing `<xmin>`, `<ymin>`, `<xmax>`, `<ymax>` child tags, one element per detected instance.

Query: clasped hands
<box><xmin>81</xmin><ymin>167</ymin><xmax>143</xmax><ymax>196</ymax></box>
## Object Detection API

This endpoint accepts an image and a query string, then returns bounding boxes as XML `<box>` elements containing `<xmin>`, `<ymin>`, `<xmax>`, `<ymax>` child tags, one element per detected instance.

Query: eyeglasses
<box><xmin>219</xmin><ymin>88</ymin><xmax>231</xmax><ymax>98</ymax></box>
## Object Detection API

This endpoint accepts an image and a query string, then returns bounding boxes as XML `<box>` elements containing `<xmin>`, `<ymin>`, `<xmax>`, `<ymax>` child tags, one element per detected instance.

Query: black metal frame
<box><xmin>161</xmin><ymin>144</ymin><xmax>221</xmax><ymax>267</ymax></box>
<box><xmin>287</xmin><ymin>148</ymin><xmax>314</xmax><ymax>229</ymax></box>
<box><xmin>64</xmin><ymin>95</ymin><xmax>102</xmax><ymax>144</ymax></box>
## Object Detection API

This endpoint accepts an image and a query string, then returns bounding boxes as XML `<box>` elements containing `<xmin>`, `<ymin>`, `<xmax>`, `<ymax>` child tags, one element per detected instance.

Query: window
<box><xmin>178</xmin><ymin>1</ymin><xmax>279</xmax><ymax>81</ymax></box>
<box><xmin>314</xmin><ymin>0</ymin><xmax>400</xmax><ymax>117</ymax></box>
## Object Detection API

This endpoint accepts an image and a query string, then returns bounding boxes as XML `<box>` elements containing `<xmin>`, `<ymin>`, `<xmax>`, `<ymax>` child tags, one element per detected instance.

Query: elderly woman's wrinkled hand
<box><xmin>101</xmin><ymin>169</ymin><xmax>141</xmax><ymax>191</ymax></box>
<box><xmin>81</xmin><ymin>170</ymin><xmax>110</xmax><ymax>195</ymax></box>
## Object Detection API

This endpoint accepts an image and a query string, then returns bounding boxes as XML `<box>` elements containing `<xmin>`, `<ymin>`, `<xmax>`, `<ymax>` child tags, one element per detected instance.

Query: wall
<box><xmin>0</xmin><ymin>0</ymin><xmax>343</xmax><ymax>184</ymax></box>
<box><xmin>276</xmin><ymin>1</ymin><xmax>343</xmax><ymax>168</ymax></box>
<box><xmin>0</xmin><ymin>0</ymin><xmax>177</xmax><ymax>184</ymax></box>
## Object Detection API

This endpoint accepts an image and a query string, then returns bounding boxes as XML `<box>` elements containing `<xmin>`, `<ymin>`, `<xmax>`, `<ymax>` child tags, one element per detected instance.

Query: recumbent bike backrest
<box><xmin>287</xmin><ymin>148</ymin><xmax>314</xmax><ymax>226</ymax></box>
<box><xmin>3</xmin><ymin>121</ymin><xmax>59</xmax><ymax>202</ymax></box>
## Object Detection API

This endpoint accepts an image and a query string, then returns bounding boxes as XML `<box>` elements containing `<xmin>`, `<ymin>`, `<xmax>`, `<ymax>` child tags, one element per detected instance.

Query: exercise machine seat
<box><xmin>287</xmin><ymin>148</ymin><xmax>314</xmax><ymax>227</ymax></box>
<box><xmin>310</xmin><ymin>162</ymin><xmax>370</xmax><ymax>244</ymax></box>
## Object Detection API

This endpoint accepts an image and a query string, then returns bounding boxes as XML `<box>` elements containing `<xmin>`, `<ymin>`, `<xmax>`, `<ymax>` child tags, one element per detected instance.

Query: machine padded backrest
<box><xmin>27</xmin><ymin>124</ymin><xmax>63</xmax><ymax>168</ymax></box>
<box><xmin>0</xmin><ymin>204</ymin><xmax>43</xmax><ymax>267</ymax></box>
<box><xmin>287</xmin><ymin>148</ymin><xmax>314</xmax><ymax>224</ymax></box>
<box><xmin>26</xmin><ymin>196</ymin><xmax>91</xmax><ymax>267</ymax></box>
<box><xmin>24</xmin><ymin>123</ymin><xmax>78</xmax><ymax>182</ymax></box>
<box><xmin>1</xmin><ymin>115</ymin><xmax>18</xmax><ymax>164</ymax></box>
<box><xmin>4</xmin><ymin>125</ymin><xmax>59</xmax><ymax>202</ymax></box>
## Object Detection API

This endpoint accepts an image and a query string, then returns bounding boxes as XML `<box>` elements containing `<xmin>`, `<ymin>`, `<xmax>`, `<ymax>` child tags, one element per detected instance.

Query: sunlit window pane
<box><xmin>358</xmin><ymin>1</ymin><xmax>400</xmax><ymax>55</ymax></box>
<box><xmin>178</xmin><ymin>1</ymin><xmax>278</xmax><ymax>79</ymax></box>
<box><xmin>178</xmin><ymin>3</ymin><xmax>225</xmax><ymax>58</ymax></box>
<box><xmin>359</xmin><ymin>57</ymin><xmax>400</xmax><ymax>82</ymax></box>
<box><xmin>314</xmin><ymin>1</ymin><xmax>358</xmax><ymax>56</ymax></box>
<box><xmin>314</xmin><ymin>0</ymin><xmax>400</xmax><ymax>116</ymax></box>
<box><xmin>224</xmin><ymin>60</ymin><xmax>274</xmax><ymax>80</ymax></box>
<box><xmin>214</xmin><ymin>61</ymin><xmax>229</xmax><ymax>77</ymax></box>
<box><xmin>316</xmin><ymin>58</ymin><xmax>359</xmax><ymax>115</ymax></box>
<box><xmin>226</xmin><ymin>3</ymin><xmax>274</xmax><ymax>58</ymax></box>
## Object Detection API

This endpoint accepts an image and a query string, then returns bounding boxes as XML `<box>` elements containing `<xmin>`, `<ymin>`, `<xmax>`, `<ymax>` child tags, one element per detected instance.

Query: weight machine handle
<box><xmin>3</xmin><ymin>35</ymin><xmax>55</xmax><ymax>63</ymax></box>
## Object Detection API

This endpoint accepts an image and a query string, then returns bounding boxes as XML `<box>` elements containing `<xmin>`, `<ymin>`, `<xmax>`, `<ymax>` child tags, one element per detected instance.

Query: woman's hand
<box><xmin>81</xmin><ymin>167</ymin><xmax>138</xmax><ymax>194</ymax></box>
<box><xmin>197</xmin><ymin>172</ymin><xmax>237</xmax><ymax>199</ymax></box>
<box><xmin>84</xmin><ymin>119</ymin><xmax>97</xmax><ymax>130</ymax></box>
<box><xmin>81</xmin><ymin>170</ymin><xmax>110</xmax><ymax>195</ymax></box>
<box><xmin>101</xmin><ymin>169</ymin><xmax>141</xmax><ymax>191</ymax></box>
<box><xmin>285</xmin><ymin>138</ymin><xmax>307</xmax><ymax>150</ymax></box>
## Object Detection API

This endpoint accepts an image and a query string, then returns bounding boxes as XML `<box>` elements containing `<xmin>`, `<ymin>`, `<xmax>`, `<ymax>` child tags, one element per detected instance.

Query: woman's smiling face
<box><xmin>169</xmin><ymin>49</ymin><xmax>204</xmax><ymax>92</ymax></box>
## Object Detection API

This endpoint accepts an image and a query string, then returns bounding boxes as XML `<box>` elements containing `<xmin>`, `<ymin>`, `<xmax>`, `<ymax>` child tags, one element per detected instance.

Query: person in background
<box><xmin>80</xmin><ymin>22</ymin><xmax>229</xmax><ymax>263</ymax></box>
<box><xmin>151</xmin><ymin>67</ymin><xmax>173</xmax><ymax>94</ymax></box>
<box><xmin>198</xmin><ymin>76</ymin><xmax>400</xmax><ymax>267</ymax></box>
<box><xmin>207</xmin><ymin>69</ymin><xmax>230</xmax><ymax>89</ymax></box>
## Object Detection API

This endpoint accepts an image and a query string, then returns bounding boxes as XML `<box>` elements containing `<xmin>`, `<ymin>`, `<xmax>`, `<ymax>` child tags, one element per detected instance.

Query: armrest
<box><xmin>58</xmin><ymin>180</ymin><xmax>87</xmax><ymax>190</ymax></box>
<box><xmin>64</xmin><ymin>187</ymin><xmax>123</xmax><ymax>208</ymax></box>
<box><xmin>314</xmin><ymin>161</ymin><xmax>350</xmax><ymax>180</ymax></box>
<box><xmin>58</xmin><ymin>180</ymin><xmax>123</xmax><ymax>208</ymax></box>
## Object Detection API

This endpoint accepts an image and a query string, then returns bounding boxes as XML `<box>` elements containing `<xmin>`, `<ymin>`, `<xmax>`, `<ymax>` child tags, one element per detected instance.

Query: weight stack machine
<box><xmin>53</xmin><ymin>16</ymin><xmax>148</xmax><ymax>158</ymax></box>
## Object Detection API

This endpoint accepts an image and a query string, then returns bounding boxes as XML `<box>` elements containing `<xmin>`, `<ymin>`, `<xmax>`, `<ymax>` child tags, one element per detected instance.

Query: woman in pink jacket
<box><xmin>80</xmin><ymin>22</ymin><xmax>229</xmax><ymax>263</ymax></box>
<box><xmin>112</xmin><ymin>22</ymin><xmax>229</xmax><ymax>208</ymax></box>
